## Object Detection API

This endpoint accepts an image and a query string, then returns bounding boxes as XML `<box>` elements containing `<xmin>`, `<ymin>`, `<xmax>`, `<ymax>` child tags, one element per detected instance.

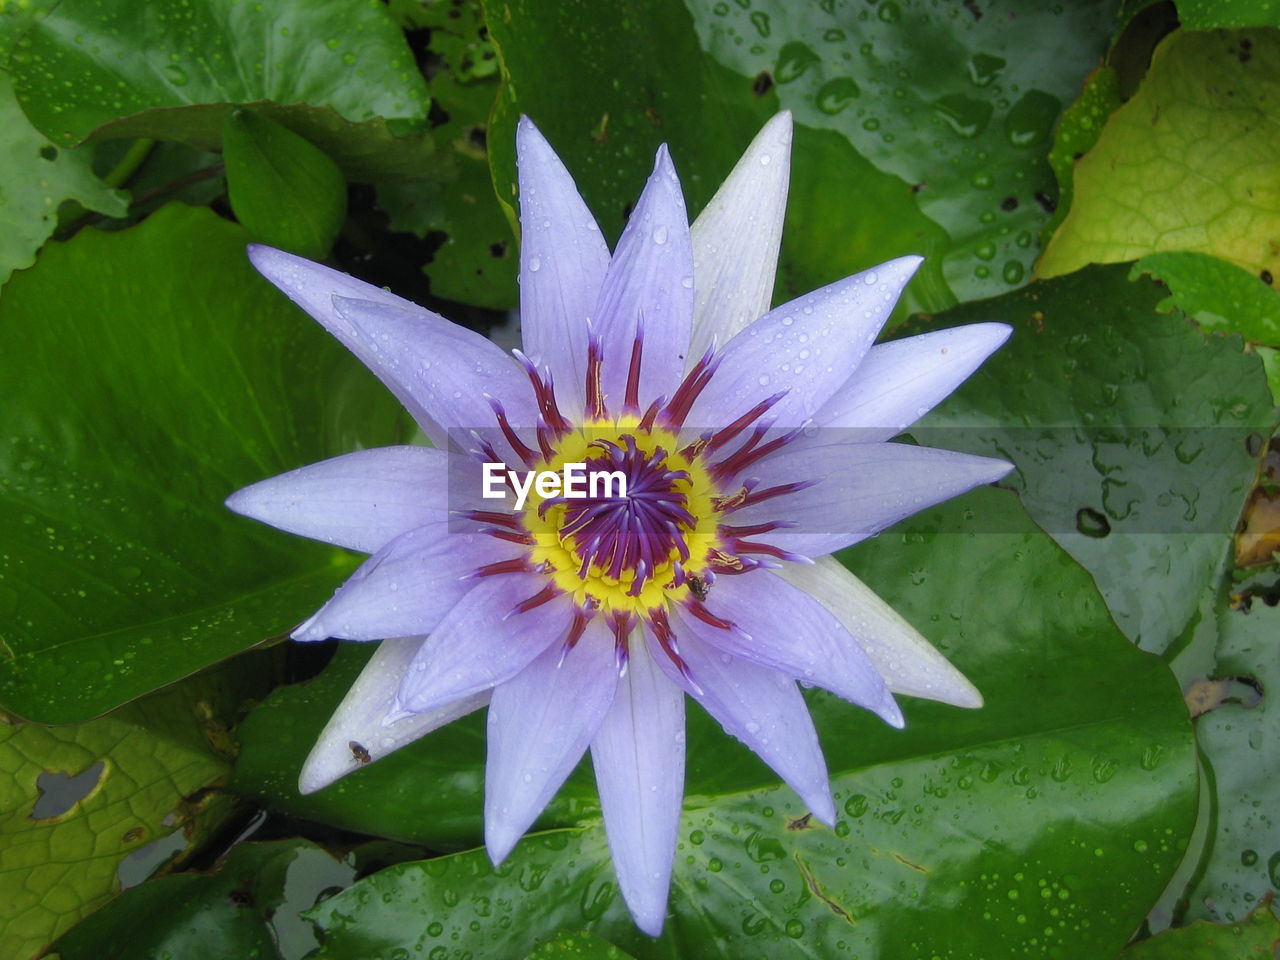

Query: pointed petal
<box><xmin>687</xmin><ymin>571</ymin><xmax>902</xmax><ymax>727</ymax></box>
<box><xmin>731</xmin><ymin>442</ymin><xmax>1013</xmax><ymax>557</ymax></box>
<box><xmin>299</xmin><ymin>637</ymin><xmax>490</xmax><ymax>794</ymax></box>
<box><xmin>292</xmin><ymin>525</ymin><xmax>520</xmax><ymax>642</ymax></box>
<box><xmin>653</xmin><ymin>615</ymin><xmax>835</xmax><ymax>824</ymax></box>
<box><xmin>248</xmin><ymin>245</ymin><xmax>446</xmax><ymax>440</ymax></box>
<box><xmin>516</xmin><ymin>117</ymin><xmax>611</xmax><ymax>415</ymax></box>
<box><xmin>688</xmin><ymin>111</ymin><xmax>792</xmax><ymax>363</ymax></box>
<box><xmin>485</xmin><ymin>618</ymin><xmax>619</xmax><ymax>863</ymax></box>
<box><xmin>592</xmin><ymin>146</ymin><xmax>694</xmax><ymax>409</ymax></box>
<box><xmin>777</xmin><ymin>557</ymin><xmax>983</xmax><ymax>708</ymax></box>
<box><xmin>396</xmin><ymin>573</ymin><xmax>571</xmax><ymax>714</ymax></box>
<box><xmin>226</xmin><ymin>446</ymin><xmax>459</xmax><ymax>554</ymax></box>
<box><xmin>813</xmin><ymin>323</ymin><xmax>1012</xmax><ymax>441</ymax></box>
<box><xmin>333</xmin><ymin>297</ymin><xmax>538</xmax><ymax>449</ymax></box>
<box><xmin>591</xmin><ymin>641</ymin><xmax>685</xmax><ymax>937</ymax></box>
<box><xmin>687</xmin><ymin>256</ymin><xmax>922</xmax><ymax>429</ymax></box>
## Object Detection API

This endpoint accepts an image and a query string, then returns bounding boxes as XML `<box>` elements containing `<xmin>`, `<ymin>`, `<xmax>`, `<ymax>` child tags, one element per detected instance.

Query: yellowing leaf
<box><xmin>0</xmin><ymin>687</ymin><xmax>230</xmax><ymax>960</ymax></box>
<box><xmin>1038</xmin><ymin>29</ymin><xmax>1280</xmax><ymax>282</ymax></box>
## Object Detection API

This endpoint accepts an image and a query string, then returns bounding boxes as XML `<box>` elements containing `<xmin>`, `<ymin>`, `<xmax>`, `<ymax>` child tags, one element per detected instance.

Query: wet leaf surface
<box><xmin>296</xmin><ymin>489</ymin><xmax>1196</xmax><ymax>959</ymax></box>
<box><xmin>7</xmin><ymin>0</ymin><xmax>438</xmax><ymax>181</ymax></box>
<box><xmin>0</xmin><ymin>204</ymin><xmax>406</xmax><ymax>723</ymax></box>
<box><xmin>914</xmin><ymin>263</ymin><xmax>1274</xmax><ymax>651</ymax></box>
<box><xmin>1039</xmin><ymin>30</ymin><xmax>1280</xmax><ymax>283</ymax></box>
<box><xmin>0</xmin><ymin>680</ymin><xmax>233</xmax><ymax>959</ymax></box>
<box><xmin>0</xmin><ymin>73</ymin><xmax>127</xmax><ymax>287</ymax></box>
<box><xmin>1180</xmin><ymin>602</ymin><xmax>1280</xmax><ymax>923</ymax></box>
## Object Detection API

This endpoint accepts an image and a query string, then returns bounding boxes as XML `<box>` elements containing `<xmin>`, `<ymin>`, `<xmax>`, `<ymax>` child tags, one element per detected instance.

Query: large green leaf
<box><xmin>1133</xmin><ymin>252</ymin><xmax>1280</xmax><ymax>346</ymax></box>
<box><xmin>1179</xmin><ymin>603</ymin><xmax>1280</xmax><ymax>923</ymax></box>
<box><xmin>1175</xmin><ymin>0</ymin><xmax>1280</xmax><ymax>29</ymax></box>
<box><xmin>301</xmin><ymin>488</ymin><xmax>1196</xmax><ymax>958</ymax></box>
<box><xmin>223</xmin><ymin>107</ymin><xmax>347</xmax><ymax>260</ymax></box>
<box><xmin>231</xmin><ymin>642</ymin><xmax>491</xmax><ymax>850</ymax></box>
<box><xmin>375</xmin><ymin>0</ymin><xmax>517</xmax><ymax>310</ymax></box>
<box><xmin>526</xmin><ymin>931</ymin><xmax>638</xmax><ymax>959</ymax></box>
<box><xmin>0</xmin><ymin>203</ymin><xmax>406</xmax><ymax>723</ymax></box>
<box><xmin>1042</xmin><ymin>66</ymin><xmax>1122</xmax><ymax>242</ymax></box>
<box><xmin>0</xmin><ymin>679</ymin><xmax>233</xmax><ymax>960</ymax></box>
<box><xmin>0</xmin><ymin>73</ymin><xmax>127</xmax><ymax>288</ymax></box>
<box><xmin>484</xmin><ymin>0</ymin><xmax>1118</xmax><ymax>312</ymax></box>
<box><xmin>1038</xmin><ymin>29</ymin><xmax>1280</xmax><ymax>284</ymax></box>
<box><xmin>915</xmin><ymin>263</ymin><xmax>1274</xmax><ymax>651</ymax></box>
<box><xmin>7</xmin><ymin>0</ymin><xmax>438</xmax><ymax>182</ymax></box>
<box><xmin>49</xmin><ymin>839</ymin><xmax>351</xmax><ymax>960</ymax></box>
<box><xmin>1123</xmin><ymin>900</ymin><xmax>1280</xmax><ymax>958</ymax></box>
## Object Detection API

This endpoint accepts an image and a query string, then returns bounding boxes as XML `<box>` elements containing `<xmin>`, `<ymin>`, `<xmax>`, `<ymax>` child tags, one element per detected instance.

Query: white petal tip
<box><xmin>297</xmin><ymin>746</ymin><xmax>350</xmax><ymax>796</ymax></box>
<box><xmin>485</xmin><ymin>835</ymin><xmax>516</xmax><ymax>867</ymax></box>
<box><xmin>291</xmin><ymin>622</ymin><xmax>327</xmax><ymax>643</ymax></box>
<box><xmin>952</xmin><ymin>685</ymin><xmax>985</xmax><ymax>709</ymax></box>
<box><xmin>632</xmin><ymin>907</ymin><xmax>667</xmax><ymax>938</ymax></box>
<box><xmin>810</xmin><ymin>794</ymin><xmax>837</xmax><ymax>827</ymax></box>
<box><xmin>879</xmin><ymin>694</ymin><xmax>906</xmax><ymax>730</ymax></box>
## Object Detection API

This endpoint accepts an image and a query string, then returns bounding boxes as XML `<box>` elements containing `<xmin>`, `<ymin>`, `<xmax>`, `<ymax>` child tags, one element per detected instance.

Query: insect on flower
<box><xmin>226</xmin><ymin>111</ymin><xmax>1012</xmax><ymax>935</ymax></box>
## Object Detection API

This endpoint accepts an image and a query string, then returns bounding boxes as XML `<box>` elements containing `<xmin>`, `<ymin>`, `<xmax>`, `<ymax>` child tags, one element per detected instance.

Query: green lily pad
<box><xmin>49</xmin><ymin>839</ymin><xmax>351</xmax><ymax>960</ymax></box>
<box><xmin>485</xmin><ymin>0</ymin><xmax>1120</xmax><ymax>312</ymax></box>
<box><xmin>1038</xmin><ymin>30</ymin><xmax>1280</xmax><ymax>284</ymax></box>
<box><xmin>0</xmin><ymin>680</ymin><xmax>232</xmax><ymax>960</ymax></box>
<box><xmin>1180</xmin><ymin>602</ymin><xmax>1280</xmax><ymax>923</ymax></box>
<box><xmin>375</xmin><ymin>1</ymin><xmax>517</xmax><ymax>310</ymax></box>
<box><xmin>0</xmin><ymin>203</ymin><xmax>407</xmax><ymax>723</ymax></box>
<box><xmin>1132</xmin><ymin>251</ymin><xmax>1280</xmax><ymax>345</ymax></box>
<box><xmin>298</xmin><ymin>488</ymin><xmax>1196</xmax><ymax>958</ymax></box>
<box><xmin>0</xmin><ymin>73</ymin><xmax>127</xmax><ymax>288</ymax></box>
<box><xmin>1123</xmin><ymin>898</ymin><xmax>1280</xmax><ymax>957</ymax></box>
<box><xmin>223</xmin><ymin>107</ymin><xmax>347</xmax><ymax>260</ymax></box>
<box><xmin>1043</xmin><ymin>67</ymin><xmax>1122</xmax><ymax>242</ymax></box>
<box><xmin>1176</xmin><ymin>0</ymin><xmax>1280</xmax><ymax>29</ymax></box>
<box><xmin>7</xmin><ymin>0</ymin><xmax>438</xmax><ymax>182</ymax></box>
<box><xmin>526</xmin><ymin>931</ymin><xmax>638</xmax><ymax>959</ymax></box>
<box><xmin>915</xmin><ymin>263</ymin><xmax>1274</xmax><ymax>652</ymax></box>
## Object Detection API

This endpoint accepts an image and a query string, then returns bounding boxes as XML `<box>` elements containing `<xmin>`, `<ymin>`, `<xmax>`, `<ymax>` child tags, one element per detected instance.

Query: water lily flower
<box><xmin>226</xmin><ymin>111</ymin><xmax>1011</xmax><ymax>935</ymax></box>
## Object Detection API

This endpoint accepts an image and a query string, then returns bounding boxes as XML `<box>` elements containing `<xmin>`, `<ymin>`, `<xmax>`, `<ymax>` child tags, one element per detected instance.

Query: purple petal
<box><xmin>590</xmin><ymin>640</ymin><xmax>685</xmax><ymax>937</ymax></box>
<box><xmin>592</xmin><ymin>146</ymin><xmax>694</xmax><ymax>410</ymax></box>
<box><xmin>517</xmin><ymin>117</ymin><xmax>611</xmax><ymax>415</ymax></box>
<box><xmin>777</xmin><ymin>558</ymin><xmax>982</xmax><ymax>708</ymax></box>
<box><xmin>292</xmin><ymin>526</ymin><xmax>520</xmax><ymax>642</ymax></box>
<box><xmin>689</xmin><ymin>111</ymin><xmax>793</xmax><ymax>362</ymax></box>
<box><xmin>730</xmin><ymin>442</ymin><xmax>1012</xmax><ymax>557</ymax></box>
<box><xmin>485</xmin><ymin>618</ymin><xmax>619</xmax><ymax>864</ymax></box>
<box><xmin>248</xmin><ymin>245</ymin><xmax>445</xmax><ymax>440</ymax></box>
<box><xmin>686</xmin><ymin>571</ymin><xmax>902</xmax><ymax>727</ymax></box>
<box><xmin>299</xmin><ymin>637</ymin><xmax>490</xmax><ymax>794</ymax></box>
<box><xmin>653</xmin><ymin>614</ymin><xmax>835</xmax><ymax>824</ymax></box>
<box><xmin>812</xmin><ymin>323</ymin><xmax>1012</xmax><ymax>442</ymax></box>
<box><xmin>395</xmin><ymin>573</ymin><xmax>572</xmax><ymax>714</ymax></box>
<box><xmin>686</xmin><ymin>256</ymin><xmax>921</xmax><ymax>429</ymax></box>
<box><xmin>333</xmin><ymin>297</ymin><xmax>539</xmax><ymax>446</ymax></box>
<box><xmin>226</xmin><ymin>446</ymin><xmax>460</xmax><ymax>554</ymax></box>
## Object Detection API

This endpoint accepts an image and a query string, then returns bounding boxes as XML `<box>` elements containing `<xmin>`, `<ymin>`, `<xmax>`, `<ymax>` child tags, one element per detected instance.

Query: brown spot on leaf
<box><xmin>795</xmin><ymin>853</ymin><xmax>856</xmax><ymax>923</ymax></box>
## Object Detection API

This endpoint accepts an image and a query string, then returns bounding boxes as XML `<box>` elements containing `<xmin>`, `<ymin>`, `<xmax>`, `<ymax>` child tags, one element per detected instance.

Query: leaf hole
<box><xmin>30</xmin><ymin>760</ymin><xmax>105</xmax><ymax>819</ymax></box>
